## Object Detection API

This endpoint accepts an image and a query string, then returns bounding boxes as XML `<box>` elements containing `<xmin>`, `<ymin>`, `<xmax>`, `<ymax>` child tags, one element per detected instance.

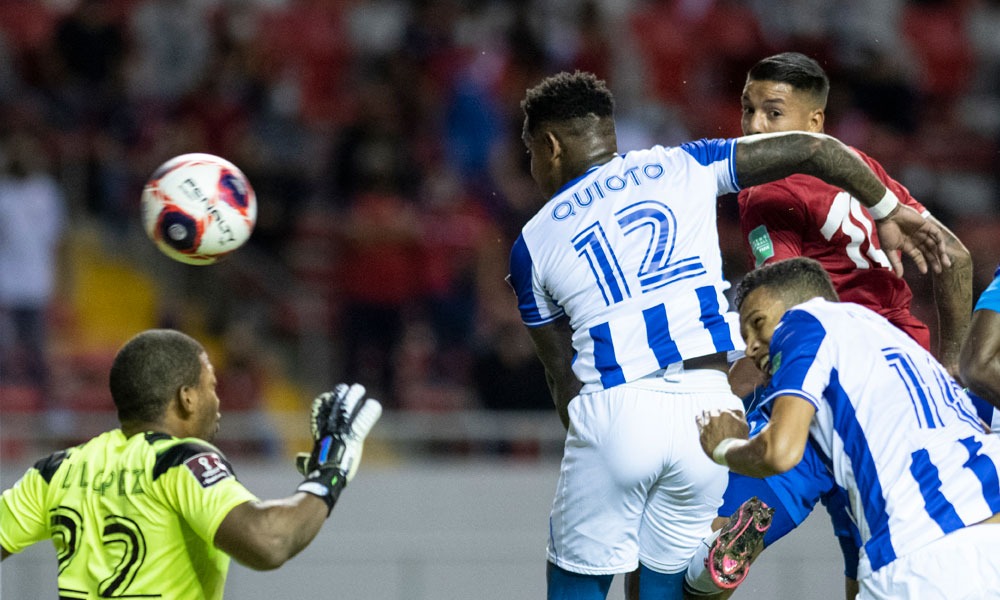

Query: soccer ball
<box><xmin>140</xmin><ymin>153</ymin><xmax>257</xmax><ymax>265</ymax></box>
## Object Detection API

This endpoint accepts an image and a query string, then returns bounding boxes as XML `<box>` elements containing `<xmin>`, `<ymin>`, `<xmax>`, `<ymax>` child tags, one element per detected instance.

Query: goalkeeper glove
<box><xmin>296</xmin><ymin>383</ymin><xmax>382</xmax><ymax>514</ymax></box>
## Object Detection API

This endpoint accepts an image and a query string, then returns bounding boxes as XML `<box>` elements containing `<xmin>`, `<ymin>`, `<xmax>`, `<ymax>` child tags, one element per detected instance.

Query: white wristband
<box><xmin>712</xmin><ymin>438</ymin><xmax>743</xmax><ymax>467</ymax></box>
<box><xmin>867</xmin><ymin>188</ymin><xmax>899</xmax><ymax>220</ymax></box>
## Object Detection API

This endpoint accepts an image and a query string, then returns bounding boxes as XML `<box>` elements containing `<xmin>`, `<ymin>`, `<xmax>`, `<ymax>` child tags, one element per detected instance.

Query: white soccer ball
<box><xmin>140</xmin><ymin>153</ymin><xmax>257</xmax><ymax>265</ymax></box>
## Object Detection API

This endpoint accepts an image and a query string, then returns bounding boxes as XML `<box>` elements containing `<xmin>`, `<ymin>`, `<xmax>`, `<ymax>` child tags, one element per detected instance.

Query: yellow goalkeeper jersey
<box><xmin>0</xmin><ymin>430</ymin><xmax>258</xmax><ymax>599</ymax></box>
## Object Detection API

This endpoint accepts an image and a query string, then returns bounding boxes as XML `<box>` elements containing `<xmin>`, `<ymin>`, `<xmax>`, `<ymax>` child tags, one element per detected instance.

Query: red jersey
<box><xmin>738</xmin><ymin>148</ymin><xmax>931</xmax><ymax>350</ymax></box>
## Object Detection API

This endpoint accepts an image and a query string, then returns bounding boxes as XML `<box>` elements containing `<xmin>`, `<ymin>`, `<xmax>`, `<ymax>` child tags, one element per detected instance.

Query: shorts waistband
<box><xmin>630</xmin><ymin>366</ymin><xmax>730</xmax><ymax>393</ymax></box>
<box><xmin>641</xmin><ymin>351</ymin><xmax>729</xmax><ymax>380</ymax></box>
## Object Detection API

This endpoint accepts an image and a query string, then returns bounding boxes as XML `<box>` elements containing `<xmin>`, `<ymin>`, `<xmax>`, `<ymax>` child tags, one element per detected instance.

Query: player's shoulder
<box><xmin>787</xmin><ymin>297</ymin><xmax>846</xmax><ymax>320</ymax></box>
<box><xmin>636</xmin><ymin>138</ymin><xmax>736</xmax><ymax>169</ymax></box>
<box><xmin>30</xmin><ymin>448</ymin><xmax>72</xmax><ymax>484</ymax></box>
<box><xmin>785</xmin><ymin>299</ymin><xmax>883</xmax><ymax>335</ymax></box>
<box><xmin>678</xmin><ymin>138</ymin><xmax>735</xmax><ymax>161</ymax></box>
<box><xmin>148</xmin><ymin>435</ymin><xmax>238</xmax><ymax>488</ymax></box>
<box><xmin>29</xmin><ymin>430</ymin><xmax>126</xmax><ymax>483</ymax></box>
<box><xmin>847</xmin><ymin>146</ymin><xmax>880</xmax><ymax>168</ymax></box>
<box><xmin>774</xmin><ymin>299</ymin><xmax>837</xmax><ymax>341</ymax></box>
<box><xmin>740</xmin><ymin>173</ymin><xmax>819</xmax><ymax>204</ymax></box>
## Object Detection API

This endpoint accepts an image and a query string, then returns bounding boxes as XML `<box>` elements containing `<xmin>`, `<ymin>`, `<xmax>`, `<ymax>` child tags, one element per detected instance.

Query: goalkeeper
<box><xmin>0</xmin><ymin>329</ymin><xmax>382</xmax><ymax>599</ymax></box>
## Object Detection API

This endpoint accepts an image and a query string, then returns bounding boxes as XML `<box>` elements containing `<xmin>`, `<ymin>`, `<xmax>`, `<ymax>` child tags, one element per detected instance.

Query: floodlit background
<box><xmin>1</xmin><ymin>0</ymin><xmax>999</xmax><ymax>598</ymax></box>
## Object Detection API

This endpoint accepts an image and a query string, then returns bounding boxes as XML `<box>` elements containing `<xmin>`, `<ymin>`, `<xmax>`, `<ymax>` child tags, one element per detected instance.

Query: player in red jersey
<box><xmin>738</xmin><ymin>52</ymin><xmax>971</xmax><ymax>376</ymax></box>
<box><xmin>628</xmin><ymin>53</ymin><xmax>973</xmax><ymax>600</ymax></box>
<box><xmin>664</xmin><ymin>52</ymin><xmax>974</xmax><ymax>600</ymax></box>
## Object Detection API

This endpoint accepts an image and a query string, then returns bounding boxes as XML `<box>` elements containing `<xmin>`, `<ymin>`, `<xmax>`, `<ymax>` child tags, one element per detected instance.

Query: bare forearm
<box><xmin>718</xmin><ymin>437</ymin><xmax>789</xmax><ymax>478</ymax></box>
<box><xmin>930</xmin><ymin>225</ymin><xmax>973</xmax><ymax>371</ymax></box>
<box><xmin>252</xmin><ymin>494</ymin><xmax>328</xmax><ymax>562</ymax></box>
<box><xmin>216</xmin><ymin>494</ymin><xmax>328</xmax><ymax>570</ymax></box>
<box><xmin>527</xmin><ymin>319</ymin><xmax>580</xmax><ymax>430</ymax></box>
<box><xmin>546</xmin><ymin>370</ymin><xmax>581</xmax><ymax>430</ymax></box>
<box><xmin>966</xmin><ymin>359</ymin><xmax>1000</xmax><ymax>409</ymax></box>
<box><xmin>711</xmin><ymin>415</ymin><xmax>806</xmax><ymax>478</ymax></box>
<box><xmin>736</xmin><ymin>133</ymin><xmax>885</xmax><ymax>207</ymax></box>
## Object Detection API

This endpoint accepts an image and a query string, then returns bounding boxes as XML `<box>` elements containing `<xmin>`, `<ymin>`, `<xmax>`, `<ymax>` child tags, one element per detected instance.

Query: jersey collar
<box><xmin>552</xmin><ymin>157</ymin><xmax>619</xmax><ymax>198</ymax></box>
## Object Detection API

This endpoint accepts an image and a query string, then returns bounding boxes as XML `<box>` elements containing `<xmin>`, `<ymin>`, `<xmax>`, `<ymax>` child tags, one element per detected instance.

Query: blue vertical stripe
<box><xmin>825</xmin><ymin>369</ymin><xmax>896</xmax><ymax>571</ymax></box>
<box><xmin>509</xmin><ymin>235</ymin><xmax>542</xmax><ymax>323</ymax></box>
<box><xmin>909</xmin><ymin>448</ymin><xmax>965</xmax><ymax>534</ymax></box>
<box><xmin>958</xmin><ymin>436</ymin><xmax>1000</xmax><ymax>514</ymax></box>
<box><xmin>888</xmin><ymin>352</ymin><xmax>939</xmax><ymax>428</ymax></box>
<box><xmin>695</xmin><ymin>286</ymin><xmax>735</xmax><ymax>352</ymax></box>
<box><xmin>968</xmin><ymin>389</ymin><xmax>997</xmax><ymax>427</ymax></box>
<box><xmin>590</xmin><ymin>323</ymin><xmax>625</xmax><ymax>388</ymax></box>
<box><xmin>643</xmin><ymin>303</ymin><xmax>681</xmax><ymax>368</ymax></box>
<box><xmin>933</xmin><ymin>372</ymin><xmax>981</xmax><ymax>430</ymax></box>
<box><xmin>898</xmin><ymin>354</ymin><xmax>942</xmax><ymax>429</ymax></box>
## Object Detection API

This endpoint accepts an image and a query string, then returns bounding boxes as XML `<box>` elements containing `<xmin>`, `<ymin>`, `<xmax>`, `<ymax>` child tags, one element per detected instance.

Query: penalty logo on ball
<box><xmin>141</xmin><ymin>153</ymin><xmax>257</xmax><ymax>265</ymax></box>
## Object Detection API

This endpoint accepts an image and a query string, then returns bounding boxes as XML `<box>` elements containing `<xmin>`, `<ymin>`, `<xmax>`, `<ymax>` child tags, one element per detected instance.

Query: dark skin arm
<box><xmin>960</xmin><ymin>308</ymin><xmax>1000</xmax><ymax>408</ymax></box>
<box><xmin>926</xmin><ymin>215</ymin><xmax>973</xmax><ymax>378</ymax></box>
<box><xmin>735</xmin><ymin>132</ymin><xmax>949</xmax><ymax>276</ymax></box>
<box><xmin>525</xmin><ymin>316</ymin><xmax>582</xmax><ymax>430</ymax></box>
<box><xmin>214</xmin><ymin>493</ymin><xmax>329</xmax><ymax>571</ymax></box>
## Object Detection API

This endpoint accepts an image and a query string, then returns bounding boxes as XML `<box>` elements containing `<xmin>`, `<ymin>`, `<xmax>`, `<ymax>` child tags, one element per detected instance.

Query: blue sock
<box><xmin>637</xmin><ymin>563</ymin><xmax>686</xmax><ymax>600</ymax></box>
<box><xmin>547</xmin><ymin>562</ymin><xmax>613</xmax><ymax>600</ymax></box>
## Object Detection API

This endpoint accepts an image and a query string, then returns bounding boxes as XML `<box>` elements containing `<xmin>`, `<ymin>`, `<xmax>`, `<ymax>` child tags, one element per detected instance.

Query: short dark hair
<box><xmin>747</xmin><ymin>52</ymin><xmax>830</xmax><ymax>107</ymax></box>
<box><xmin>521</xmin><ymin>71</ymin><xmax>615</xmax><ymax>135</ymax></box>
<box><xmin>109</xmin><ymin>329</ymin><xmax>205</xmax><ymax>423</ymax></box>
<box><xmin>734</xmin><ymin>257</ymin><xmax>839</xmax><ymax>310</ymax></box>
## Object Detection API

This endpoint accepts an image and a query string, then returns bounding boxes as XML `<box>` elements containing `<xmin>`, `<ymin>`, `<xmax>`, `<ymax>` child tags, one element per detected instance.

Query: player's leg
<box><xmin>547</xmin><ymin>389</ymin><xmax>662</xmax><ymax>598</ymax></box>
<box><xmin>684</xmin><ymin>465</ymin><xmax>815</xmax><ymax>595</ymax></box>
<box><xmin>689</xmin><ymin>496</ymin><xmax>773</xmax><ymax>593</ymax></box>
<box><xmin>718</xmin><ymin>472</ymin><xmax>798</xmax><ymax>548</ymax></box>
<box><xmin>637</xmin><ymin>372</ymin><xmax>742</xmax><ymax>598</ymax></box>
<box><xmin>547</xmin><ymin>562</ymin><xmax>613</xmax><ymax>600</ymax></box>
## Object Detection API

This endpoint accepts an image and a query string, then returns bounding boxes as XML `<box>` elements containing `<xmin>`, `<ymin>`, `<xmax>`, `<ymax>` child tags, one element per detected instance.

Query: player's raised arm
<box><xmin>215</xmin><ymin>384</ymin><xmax>382</xmax><ymax>570</ymax></box>
<box><xmin>733</xmin><ymin>132</ymin><xmax>950</xmax><ymax>275</ymax></box>
<box><xmin>926</xmin><ymin>216</ymin><xmax>973</xmax><ymax>376</ymax></box>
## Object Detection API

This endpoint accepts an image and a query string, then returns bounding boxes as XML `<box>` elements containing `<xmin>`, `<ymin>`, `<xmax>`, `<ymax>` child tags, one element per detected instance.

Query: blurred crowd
<box><xmin>1</xmin><ymin>0</ymin><xmax>999</xmax><ymax>420</ymax></box>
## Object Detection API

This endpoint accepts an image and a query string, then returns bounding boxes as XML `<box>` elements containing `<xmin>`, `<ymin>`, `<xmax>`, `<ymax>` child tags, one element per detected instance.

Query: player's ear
<box><xmin>176</xmin><ymin>385</ymin><xmax>196</xmax><ymax>417</ymax></box>
<box><xmin>545</xmin><ymin>131</ymin><xmax>562</xmax><ymax>160</ymax></box>
<box><xmin>809</xmin><ymin>108</ymin><xmax>825</xmax><ymax>133</ymax></box>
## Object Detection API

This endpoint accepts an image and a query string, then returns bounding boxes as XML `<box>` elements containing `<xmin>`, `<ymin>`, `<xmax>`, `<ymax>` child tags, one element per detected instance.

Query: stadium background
<box><xmin>1</xmin><ymin>0</ymin><xmax>998</xmax><ymax>597</ymax></box>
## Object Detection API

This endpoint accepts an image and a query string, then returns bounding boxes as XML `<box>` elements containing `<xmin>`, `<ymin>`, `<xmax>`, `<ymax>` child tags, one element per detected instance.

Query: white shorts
<box><xmin>546</xmin><ymin>369</ymin><xmax>742</xmax><ymax>575</ymax></box>
<box><xmin>860</xmin><ymin>523</ymin><xmax>1000</xmax><ymax>599</ymax></box>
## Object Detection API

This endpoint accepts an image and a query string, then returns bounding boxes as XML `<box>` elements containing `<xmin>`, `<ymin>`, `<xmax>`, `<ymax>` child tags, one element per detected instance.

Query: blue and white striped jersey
<box><xmin>760</xmin><ymin>298</ymin><xmax>1000</xmax><ymax>577</ymax></box>
<box><xmin>509</xmin><ymin>140</ymin><xmax>745</xmax><ymax>393</ymax></box>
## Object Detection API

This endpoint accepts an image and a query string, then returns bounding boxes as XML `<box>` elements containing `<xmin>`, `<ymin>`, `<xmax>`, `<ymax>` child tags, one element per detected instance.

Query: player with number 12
<box><xmin>508</xmin><ymin>71</ymin><xmax>949</xmax><ymax>599</ymax></box>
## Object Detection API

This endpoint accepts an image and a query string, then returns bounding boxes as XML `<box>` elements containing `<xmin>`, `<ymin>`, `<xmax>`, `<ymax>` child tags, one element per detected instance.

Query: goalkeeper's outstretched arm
<box><xmin>214</xmin><ymin>383</ymin><xmax>382</xmax><ymax>570</ymax></box>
